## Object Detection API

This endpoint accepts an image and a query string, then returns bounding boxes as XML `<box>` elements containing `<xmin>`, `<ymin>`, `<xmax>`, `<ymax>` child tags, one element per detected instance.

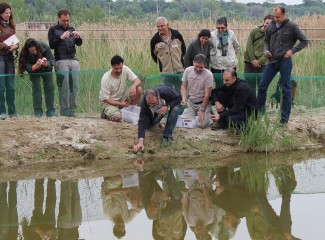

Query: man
<box><xmin>257</xmin><ymin>5</ymin><xmax>308</xmax><ymax>127</ymax></box>
<box><xmin>99</xmin><ymin>55</ymin><xmax>142</xmax><ymax>122</ymax></box>
<box><xmin>133</xmin><ymin>85</ymin><xmax>181</xmax><ymax>152</ymax></box>
<box><xmin>181</xmin><ymin>54</ymin><xmax>213</xmax><ymax>129</ymax></box>
<box><xmin>48</xmin><ymin>9</ymin><xmax>82</xmax><ymax>117</ymax></box>
<box><xmin>210</xmin><ymin>68</ymin><xmax>258</xmax><ymax>130</ymax></box>
<box><xmin>150</xmin><ymin>16</ymin><xmax>186</xmax><ymax>92</ymax></box>
<box><xmin>244</xmin><ymin>14</ymin><xmax>273</xmax><ymax>92</ymax></box>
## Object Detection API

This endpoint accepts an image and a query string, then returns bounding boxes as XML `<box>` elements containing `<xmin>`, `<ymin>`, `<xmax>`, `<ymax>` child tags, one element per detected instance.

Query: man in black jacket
<box><xmin>257</xmin><ymin>5</ymin><xmax>308</xmax><ymax>127</ymax></box>
<box><xmin>133</xmin><ymin>85</ymin><xmax>181</xmax><ymax>152</ymax></box>
<box><xmin>48</xmin><ymin>9</ymin><xmax>83</xmax><ymax>117</ymax></box>
<box><xmin>210</xmin><ymin>68</ymin><xmax>258</xmax><ymax>130</ymax></box>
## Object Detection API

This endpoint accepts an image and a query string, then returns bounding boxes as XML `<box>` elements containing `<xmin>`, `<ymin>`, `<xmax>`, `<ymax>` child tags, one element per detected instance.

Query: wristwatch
<box><xmin>200</xmin><ymin>107</ymin><xmax>205</xmax><ymax>112</ymax></box>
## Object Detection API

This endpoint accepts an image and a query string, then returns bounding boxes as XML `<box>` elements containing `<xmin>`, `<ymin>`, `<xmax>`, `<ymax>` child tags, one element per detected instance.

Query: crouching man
<box><xmin>99</xmin><ymin>55</ymin><xmax>142</xmax><ymax>122</ymax></box>
<box><xmin>133</xmin><ymin>86</ymin><xmax>181</xmax><ymax>152</ymax></box>
<box><xmin>210</xmin><ymin>68</ymin><xmax>258</xmax><ymax>130</ymax></box>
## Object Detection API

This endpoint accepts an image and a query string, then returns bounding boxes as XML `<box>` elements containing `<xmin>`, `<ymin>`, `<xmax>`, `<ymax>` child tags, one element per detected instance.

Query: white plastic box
<box><xmin>176</xmin><ymin>116</ymin><xmax>197</xmax><ymax>128</ymax></box>
<box><xmin>121</xmin><ymin>105</ymin><xmax>141</xmax><ymax>125</ymax></box>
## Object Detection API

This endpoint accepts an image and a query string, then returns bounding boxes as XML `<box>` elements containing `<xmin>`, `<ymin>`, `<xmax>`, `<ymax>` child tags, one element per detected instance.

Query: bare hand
<box><xmin>133</xmin><ymin>142</ymin><xmax>144</xmax><ymax>153</ymax></box>
<box><xmin>41</xmin><ymin>57</ymin><xmax>48</xmax><ymax>67</ymax></box>
<box><xmin>264</xmin><ymin>51</ymin><xmax>272</xmax><ymax>59</ymax></box>
<box><xmin>129</xmin><ymin>86</ymin><xmax>136</xmax><ymax>97</ymax></box>
<box><xmin>72</xmin><ymin>31</ymin><xmax>80</xmax><ymax>39</ymax></box>
<box><xmin>251</xmin><ymin>60</ymin><xmax>261</xmax><ymax>68</ymax></box>
<box><xmin>8</xmin><ymin>44</ymin><xmax>18</xmax><ymax>52</ymax></box>
<box><xmin>35</xmin><ymin>59</ymin><xmax>43</xmax><ymax>68</ymax></box>
<box><xmin>181</xmin><ymin>99</ymin><xmax>187</xmax><ymax>106</ymax></box>
<box><xmin>133</xmin><ymin>159</ymin><xmax>144</xmax><ymax>170</ymax></box>
<box><xmin>284</xmin><ymin>49</ymin><xmax>293</xmax><ymax>59</ymax></box>
<box><xmin>211</xmin><ymin>114</ymin><xmax>220</xmax><ymax>122</ymax></box>
<box><xmin>215</xmin><ymin>102</ymin><xmax>224</xmax><ymax>113</ymax></box>
<box><xmin>197</xmin><ymin>110</ymin><xmax>205</xmax><ymax>123</ymax></box>
<box><xmin>156</xmin><ymin>105</ymin><xmax>168</xmax><ymax>115</ymax></box>
<box><xmin>61</xmin><ymin>31</ymin><xmax>71</xmax><ymax>39</ymax></box>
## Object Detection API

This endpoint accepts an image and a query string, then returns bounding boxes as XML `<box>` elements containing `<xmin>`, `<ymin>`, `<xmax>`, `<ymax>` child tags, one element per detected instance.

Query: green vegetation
<box><xmin>8</xmin><ymin>0</ymin><xmax>325</xmax><ymax>23</ymax></box>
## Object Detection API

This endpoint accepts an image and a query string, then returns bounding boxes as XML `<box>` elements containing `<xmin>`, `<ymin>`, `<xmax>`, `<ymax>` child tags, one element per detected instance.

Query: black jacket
<box><xmin>48</xmin><ymin>23</ymin><xmax>83</xmax><ymax>61</ymax></box>
<box><xmin>138</xmin><ymin>85</ymin><xmax>181</xmax><ymax>139</ymax></box>
<box><xmin>211</xmin><ymin>78</ymin><xmax>258</xmax><ymax>119</ymax></box>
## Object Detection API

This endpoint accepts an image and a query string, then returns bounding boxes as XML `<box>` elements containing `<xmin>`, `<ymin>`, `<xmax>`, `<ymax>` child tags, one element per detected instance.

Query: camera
<box><xmin>222</xmin><ymin>49</ymin><xmax>228</xmax><ymax>57</ymax></box>
<box><xmin>68</xmin><ymin>30</ymin><xmax>74</xmax><ymax>37</ymax></box>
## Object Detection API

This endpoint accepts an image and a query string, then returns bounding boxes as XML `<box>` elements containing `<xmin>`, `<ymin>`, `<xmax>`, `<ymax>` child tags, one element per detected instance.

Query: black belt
<box><xmin>190</xmin><ymin>99</ymin><xmax>203</xmax><ymax>105</ymax></box>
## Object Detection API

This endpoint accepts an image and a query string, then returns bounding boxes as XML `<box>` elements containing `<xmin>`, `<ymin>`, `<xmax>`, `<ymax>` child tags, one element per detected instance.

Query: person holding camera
<box><xmin>18</xmin><ymin>38</ymin><xmax>56</xmax><ymax>117</ymax></box>
<box><xmin>99</xmin><ymin>55</ymin><xmax>142</xmax><ymax>122</ymax></box>
<box><xmin>133</xmin><ymin>85</ymin><xmax>181</xmax><ymax>152</ymax></box>
<box><xmin>48</xmin><ymin>9</ymin><xmax>82</xmax><ymax>117</ymax></box>
<box><xmin>209</xmin><ymin>17</ymin><xmax>240</xmax><ymax>88</ymax></box>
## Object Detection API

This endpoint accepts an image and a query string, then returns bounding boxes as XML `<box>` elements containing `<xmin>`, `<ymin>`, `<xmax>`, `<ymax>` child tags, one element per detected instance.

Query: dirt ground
<box><xmin>1</xmin><ymin>106</ymin><xmax>325</xmax><ymax>181</ymax></box>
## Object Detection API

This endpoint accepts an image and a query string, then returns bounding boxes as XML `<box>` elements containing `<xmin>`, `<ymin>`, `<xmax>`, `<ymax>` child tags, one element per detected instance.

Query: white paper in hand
<box><xmin>3</xmin><ymin>34</ymin><xmax>19</xmax><ymax>45</ymax></box>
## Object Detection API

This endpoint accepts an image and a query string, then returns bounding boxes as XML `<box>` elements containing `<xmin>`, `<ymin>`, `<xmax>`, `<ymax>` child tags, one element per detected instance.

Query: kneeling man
<box><xmin>99</xmin><ymin>55</ymin><xmax>142</xmax><ymax>122</ymax></box>
<box><xmin>210</xmin><ymin>68</ymin><xmax>258</xmax><ymax>130</ymax></box>
<box><xmin>133</xmin><ymin>85</ymin><xmax>181</xmax><ymax>152</ymax></box>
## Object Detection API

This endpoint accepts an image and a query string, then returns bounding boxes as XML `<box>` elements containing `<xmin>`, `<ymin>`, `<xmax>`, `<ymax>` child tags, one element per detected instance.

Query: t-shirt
<box><xmin>99</xmin><ymin>65</ymin><xmax>138</xmax><ymax>102</ymax></box>
<box><xmin>182</xmin><ymin>66</ymin><xmax>213</xmax><ymax>103</ymax></box>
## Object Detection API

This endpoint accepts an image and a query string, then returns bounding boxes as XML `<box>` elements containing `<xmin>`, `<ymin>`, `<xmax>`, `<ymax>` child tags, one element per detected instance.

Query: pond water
<box><xmin>1</xmin><ymin>157</ymin><xmax>325</xmax><ymax>240</ymax></box>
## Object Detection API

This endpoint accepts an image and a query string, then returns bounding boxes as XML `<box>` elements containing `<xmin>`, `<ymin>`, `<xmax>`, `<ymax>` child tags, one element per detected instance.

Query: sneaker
<box><xmin>0</xmin><ymin>113</ymin><xmax>7</xmax><ymax>120</ymax></box>
<box><xmin>210</xmin><ymin>122</ymin><xmax>227</xmax><ymax>130</ymax></box>
<box><xmin>46</xmin><ymin>111</ymin><xmax>57</xmax><ymax>117</ymax></box>
<box><xmin>279</xmin><ymin>119</ymin><xmax>287</xmax><ymax>128</ymax></box>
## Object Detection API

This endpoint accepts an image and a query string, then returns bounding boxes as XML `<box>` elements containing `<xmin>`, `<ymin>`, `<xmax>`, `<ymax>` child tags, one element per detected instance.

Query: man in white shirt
<box><xmin>99</xmin><ymin>55</ymin><xmax>142</xmax><ymax>122</ymax></box>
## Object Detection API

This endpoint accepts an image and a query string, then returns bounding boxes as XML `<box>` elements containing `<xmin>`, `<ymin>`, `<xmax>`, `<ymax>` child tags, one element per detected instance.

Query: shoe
<box><xmin>35</xmin><ymin>113</ymin><xmax>42</xmax><ymax>118</ymax></box>
<box><xmin>210</xmin><ymin>122</ymin><xmax>227</xmax><ymax>130</ymax></box>
<box><xmin>161</xmin><ymin>137</ymin><xmax>172</xmax><ymax>147</ymax></box>
<box><xmin>9</xmin><ymin>114</ymin><xmax>17</xmax><ymax>119</ymax></box>
<box><xmin>0</xmin><ymin>113</ymin><xmax>7</xmax><ymax>120</ymax></box>
<box><xmin>46</xmin><ymin>111</ymin><xmax>57</xmax><ymax>117</ymax></box>
<box><xmin>279</xmin><ymin>119</ymin><xmax>287</xmax><ymax>128</ymax></box>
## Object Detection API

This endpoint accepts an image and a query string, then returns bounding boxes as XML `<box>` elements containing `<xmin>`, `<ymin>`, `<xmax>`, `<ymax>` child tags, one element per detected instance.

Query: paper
<box><xmin>3</xmin><ymin>34</ymin><xmax>19</xmax><ymax>45</ymax></box>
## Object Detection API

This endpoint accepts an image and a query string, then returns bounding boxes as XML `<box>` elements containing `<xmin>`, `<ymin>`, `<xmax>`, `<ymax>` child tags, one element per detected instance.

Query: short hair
<box><xmin>216</xmin><ymin>16</ymin><xmax>228</xmax><ymax>27</ymax></box>
<box><xmin>156</xmin><ymin>16</ymin><xmax>168</xmax><ymax>24</ymax></box>
<box><xmin>145</xmin><ymin>89</ymin><xmax>159</xmax><ymax>100</ymax></box>
<box><xmin>263</xmin><ymin>14</ymin><xmax>273</xmax><ymax>21</ymax></box>
<box><xmin>111</xmin><ymin>55</ymin><xmax>124</xmax><ymax>66</ymax></box>
<box><xmin>274</xmin><ymin>5</ymin><xmax>285</xmax><ymax>14</ymax></box>
<box><xmin>223</xmin><ymin>68</ymin><xmax>237</xmax><ymax>78</ymax></box>
<box><xmin>198</xmin><ymin>29</ymin><xmax>211</xmax><ymax>39</ymax></box>
<box><xmin>113</xmin><ymin>226</ymin><xmax>126</xmax><ymax>239</ymax></box>
<box><xmin>57</xmin><ymin>9</ymin><xmax>71</xmax><ymax>17</ymax></box>
<box><xmin>193</xmin><ymin>54</ymin><xmax>207</xmax><ymax>65</ymax></box>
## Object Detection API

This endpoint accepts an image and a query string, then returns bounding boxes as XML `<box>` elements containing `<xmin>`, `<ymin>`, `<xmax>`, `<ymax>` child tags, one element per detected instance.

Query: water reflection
<box><xmin>1</xmin><ymin>158</ymin><xmax>325</xmax><ymax>239</ymax></box>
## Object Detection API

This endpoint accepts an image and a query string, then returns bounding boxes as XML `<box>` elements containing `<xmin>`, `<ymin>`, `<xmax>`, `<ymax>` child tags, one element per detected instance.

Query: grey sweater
<box><xmin>184</xmin><ymin>38</ymin><xmax>211</xmax><ymax>68</ymax></box>
<box><xmin>264</xmin><ymin>19</ymin><xmax>308</xmax><ymax>64</ymax></box>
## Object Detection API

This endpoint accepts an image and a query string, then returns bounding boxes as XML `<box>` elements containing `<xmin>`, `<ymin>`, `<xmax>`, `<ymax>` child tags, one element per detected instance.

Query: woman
<box><xmin>0</xmin><ymin>3</ymin><xmax>19</xmax><ymax>120</ymax></box>
<box><xmin>18</xmin><ymin>38</ymin><xmax>56</xmax><ymax>117</ymax></box>
<box><xmin>210</xmin><ymin>17</ymin><xmax>240</xmax><ymax>87</ymax></box>
<box><xmin>184</xmin><ymin>29</ymin><xmax>211</xmax><ymax>68</ymax></box>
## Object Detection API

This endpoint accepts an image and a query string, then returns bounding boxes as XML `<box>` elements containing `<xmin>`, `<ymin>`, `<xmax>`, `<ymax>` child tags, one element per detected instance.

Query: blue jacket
<box><xmin>138</xmin><ymin>85</ymin><xmax>181</xmax><ymax>139</ymax></box>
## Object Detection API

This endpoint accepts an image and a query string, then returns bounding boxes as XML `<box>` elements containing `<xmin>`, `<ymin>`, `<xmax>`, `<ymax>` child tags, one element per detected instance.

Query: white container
<box><xmin>176</xmin><ymin>116</ymin><xmax>197</xmax><ymax>128</ymax></box>
<box><xmin>121</xmin><ymin>105</ymin><xmax>141</xmax><ymax>125</ymax></box>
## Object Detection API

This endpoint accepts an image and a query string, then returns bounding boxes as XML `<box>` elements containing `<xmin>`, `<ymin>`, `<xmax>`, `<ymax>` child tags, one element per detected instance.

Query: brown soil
<box><xmin>1</xmin><ymin>107</ymin><xmax>325</xmax><ymax>181</ymax></box>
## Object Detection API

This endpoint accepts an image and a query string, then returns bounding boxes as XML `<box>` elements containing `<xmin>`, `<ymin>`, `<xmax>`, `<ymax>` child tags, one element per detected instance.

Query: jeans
<box><xmin>257</xmin><ymin>58</ymin><xmax>293</xmax><ymax>122</ymax></box>
<box><xmin>0</xmin><ymin>55</ymin><xmax>16</xmax><ymax>115</ymax></box>
<box><xmin>30</xmin><ymin>72</ymin><xmax>55</xmax><ymax>116</ymax></box>
<box><xmin>150</xmin><ymin>105</ymin><xmax>179</xmax><ymax>139</ymax></box>
<box><xmin>161</xmin><ymin>73</ymin><xmax>182</xmax><ymax>93</ymax></box>
<box><xmin>55</xmin><ymin>59</ymin><xmax>80</xmax><ymax>116</ymax></box>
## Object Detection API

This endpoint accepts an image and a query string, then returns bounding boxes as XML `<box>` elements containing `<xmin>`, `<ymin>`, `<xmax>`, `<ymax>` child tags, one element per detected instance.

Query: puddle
<box><xmin>1</xmin><ymin>157</ymin><xmax>325</xmax><ymax>239</ymax></box>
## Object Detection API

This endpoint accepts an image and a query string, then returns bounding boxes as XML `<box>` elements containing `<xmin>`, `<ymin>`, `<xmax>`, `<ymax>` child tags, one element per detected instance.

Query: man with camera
<box><xmin>133</xmin><ymin>85</ymin><xmax>181</xmax><ymax>152</ymax></box>
<box><xmin>99</xmin><ymin>55</ymin><xmax>142</xmax><ymax>122</ymax></box>
<box><xmin>48</xmin><ymin>9</ymin><xmax>82</xmax><ymax>117</ymax></box>
<box><xmin>257</xmin><ymin>5</ymin><xmax>308</xmax><ymax>127</ymax></box>
<box><xmin>180</xmin><ymin>54</ymin><xmax>213</xmax><ymax>129</ymax></box>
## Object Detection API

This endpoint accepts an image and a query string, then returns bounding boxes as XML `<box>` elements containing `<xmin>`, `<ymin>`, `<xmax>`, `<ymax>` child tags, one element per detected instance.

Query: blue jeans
<box><xmin>151</xmin><ymin>105</ymin><xmax>179</xmax><ymax>139</ymax></box>
<box><xmin>257</xmin><ymin>58</ymin><xmax>293</xmax><ymax>122</ymax></box>
<box><xmin>0</xmin><ymin>55</ymin><xmax>16</xmax><ymax>115</ymax></box>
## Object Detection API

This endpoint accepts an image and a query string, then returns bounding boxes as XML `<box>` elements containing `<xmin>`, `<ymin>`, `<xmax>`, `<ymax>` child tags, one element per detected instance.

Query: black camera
<box><xmin>68</xmin><ymin>30</ymin><xmax>74</xmax><ymax>37</ymax></box>
<box><xmin>222</xmin><ymin>49</ymin><xmax>228</xmax><ymax>56</ymax></box>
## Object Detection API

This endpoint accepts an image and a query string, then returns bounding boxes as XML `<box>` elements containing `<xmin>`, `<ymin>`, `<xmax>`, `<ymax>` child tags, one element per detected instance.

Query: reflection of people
<box><xmin>184</xmin><ymin>29</ymin><xmax>211</xmax><ymax>68</ymax></box>
<box><xmin>178</xmin><ymin>169</ymin><xmax>213</xmax><ymax>240</ymax></box>
<box><xmin>0</xmin><ymin>3</ymin><xmax>19</xmax><ymax>120</ymax></box>
<box><xmin>210</xmin><ymin>68</ymin><xmax>258</xmax><ymax>130</ymax></box>
<box><xmin>244</xmin><ymin>15</ymin><xmax>273</xmax><ymax>92</ymax></box>
<box><xmin>248</xmin><ymin>165</ymin><xmax>298</xmax><ymax>240</ymax></box>
<box><xmin>18</xmin><ymin>38</ymin><xmax>57</xmax><ymax>118</ymax></box>
<box><xmin>99</xmin><ymin>55</ymin><xmax>142</xmax><ymax>122</ymax></box>
<box><xmin>181</xmin><ymin>54</ymin><xmax>213</xmax><ymax>129</ymax></box>
<box><xmin>0</xmin><ymin>181</ymin><xmax>18</xmax><ymax>240</ymax></box>
<box><xmin>133</xmin><ymin>85</ymin><xmax>181</xmax><ymax>151</ymax></box>
<box><xmin>57</xmin><ymin>181</ymin><xmax>82</xmax><ymax>240</ymax></box>
<box><xmin>23</xmin><ymin>178</ymin><xmax>57</xmax><ymax>240</ymax></box>
<box><xmin>257</xmin><ymin>5</ymin><xmax>308</xmax><ymax>127</ymax></box>
<box><xmin>209</xmin><ymin>16</ymin><xmax>240</xmax><ymax>87</ymax></box>
<box><xmin>101</xmin><ymin>174</ymin><xmax>142</xmax><ymax>239</ymax></box>
<box><xmin>150</xmin><ymin>16</ymin><xmax>186</xmax><ymax>92</ymax></box>
<box><xmin>48</xmin><ymin>9</ymin><xmax>82</xmax><ymax>117</ymax></box>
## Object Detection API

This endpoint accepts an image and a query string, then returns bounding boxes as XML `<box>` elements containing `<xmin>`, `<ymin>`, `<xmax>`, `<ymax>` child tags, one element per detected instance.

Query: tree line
<box><xmin>8</xmin><ymin>0</ymin><xmax>325</xmax><ymax>25</ymax></box>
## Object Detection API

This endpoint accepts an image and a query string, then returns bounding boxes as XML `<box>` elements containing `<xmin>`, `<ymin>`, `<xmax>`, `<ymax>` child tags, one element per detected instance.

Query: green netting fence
<box><xmin>3</xmin><ymin>71</ymin><xmax>325</xmax><ymax>116</ymax></box>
